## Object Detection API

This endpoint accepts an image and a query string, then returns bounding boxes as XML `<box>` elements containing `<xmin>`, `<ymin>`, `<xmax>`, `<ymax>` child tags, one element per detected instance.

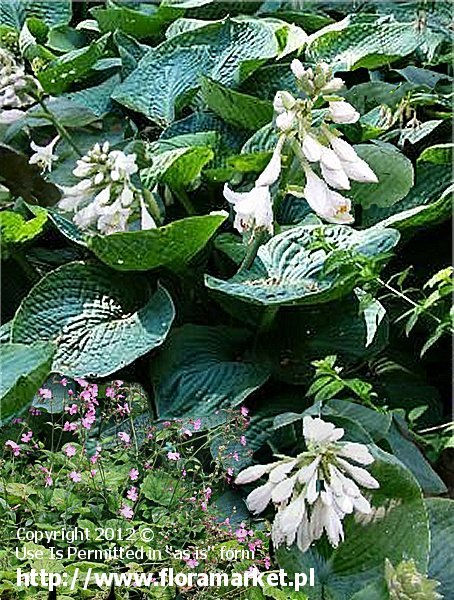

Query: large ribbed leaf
<box><xmin>0</xmin><ymin>342</ymin><xmax>54</xmax><ymax>424</ymax></box>
<box><xmin>11</xmin><ymin>262</ymin><xmax>175</xmax><ymax>378</ymax></box>
<box><xmin>348</xmin><ymin>143</ymin><xmax>414</xmax><ymax>209</ymax></box>
<box><xmin>426</xmin><ymin>498</ymin><xmax>454</xmax><ymax>599</ymax></box>
<box><xmin>140</xmin><ymin>146</ymin><xmax>214</xmax><ymax>189</ymax></box>
<box><xmin>87</xmin><ymin>214</ymin><xmax>226</xmax><ymax>272</ymax></box>
<box><xmin>152</xmin><ymin>325</ymin><xmax>270</xmax><ymax>417</ymax></box>
<box><xmin>112</xmin><ymin>18</ymin><xmax>279</xmax><ymax>125</ymax></box>
<box><xmin>306</xmin><ymin>15</ymin><xmax>438</xmax><ymax>70</ymax></box>
<box><xmin>0</xmin><ymin>0</ymin><xmax>71</xmax><ymax>28</ymax></box>
<box><xmin>205</xmin><ymin>223</ymin><xmax>400</xmax><ymax>306</ymax></box>
<box><xmin>277</xmin><ymin>448</ymin><xmax>429</xmax><ymax>600</ymax></box>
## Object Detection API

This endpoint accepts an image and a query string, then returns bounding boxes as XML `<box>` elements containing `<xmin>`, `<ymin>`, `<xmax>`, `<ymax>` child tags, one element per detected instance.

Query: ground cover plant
<box><xmin>0</xmin><ymin>0</ymin><xmax>453</xmax><ymax>598</ymax></box>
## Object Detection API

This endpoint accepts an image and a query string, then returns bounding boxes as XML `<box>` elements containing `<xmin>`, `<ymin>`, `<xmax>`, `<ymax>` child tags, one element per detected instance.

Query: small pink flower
<box><xmin>193</xmin><ymin>419</ymin><xmax>202</xmax><ymax>431</ymax></box>
<box><xmin>240</xmin><ymin>435</ymin><xmax>247</xmax><ymax>447</ymax></box>
<box><xmin>65</xmin><ymin>404</ymin><xmax>78</xmax><ymax>415</ymax></box>
<box><xmin>29</xmin><ymin>407</ymin><xmax>41</xmax><ymax>416</ymax></box>
<box><xmin>233</xmin><ymin>452</ymin><xmax>239</xmax><ymax>462</ymax></box>
<box><xmin>201</xmin><ymin>502</ymin><xmax>208</xmax><ymax>512</ymax></box>
<box><xmin>227</xmin><ymin>467</ymin><xmax>234</xmax><ymax>476</ymax></box>
<box><xmin>129</xmin><ymin>468</ymin><xmax>139</xmax><ymax>481</ymax></box>
<box><xmin>183</xmin><ymin>429</ymin><xmax>192</xmax><ymax>437</ymax></box>
<box><xmin>127</xmin><ymin>486</ymin><xmax>138</xmax><ymax>501</ymax></box>
<box><xmin>116</xmin><ymin>403</ymin><xmax>130</xmax><ymax>416</ymax></box>
<box><xmin>167</xmin><ymin>451</ymin><xmax>180</xmax><ymax>461</ymax></box>
<box><xmin>119</xmin><ymin>504</ymin><xmax>134</xmax><ymax>520</ymax></box>
<box><xmin>240</xmin><ymin>407</ymin><xmax>249</xmax><ymax>417</ymax></box>
<box><xmin>75</xmin><ymin>378</ymin><xmax>89</xmax><ymax>387</ymax></box>
<box><xmin>106</xmin><ymin>387</ymin><xmax>115</xmax><ymax>398</ymax></box>
<box><xmin>264</xmin><ymin>556</ymin><xmax>271</xmax><ymax>569</ymax></box>
<box><xmin>69</xmin><ymin>471</ymin><xmax>81</xmax><ymax>483</ymax></box>
<box><xmin>60</xmin><ymin>378</ymin><xmax>68</xmax><ymax>386</ymax></box>
<box><xmin>12</xmin><ymin>418</ymin><xmax>23</xmax><ymax>424</ymax></box>
<box><xmin>118</xmin><ymin>432</ymin><xmax>130</xmax><ymax>444</ymax></box>
<box><xmin>204</xmin><ymin>488</ymin><xmax>212</xmax><ymax>501</ymax></box>
<box><xmin>90</xmin><ymin>469</ymin><xmax>97</xmax><ymax>478</ymax></box>
<box><xmin>64</xmin><ymin>444</ymin><xmax>76</xmax><ymax>458</ymax></box>
<box><xmin>185</xmin><ymin>558</ymin><xmax>199</xmax><ymax>568</ymax></box>
<box><xmin>182</xmin><ymin>469</ymin><xmax>187</xmax><ymax>477</ymax></box>
<box><xmin>63</xmin><ymin>421</ymin><xmax>78</xmax><ymax>432</ymax></box>
<box><xmin>5</xmin><ymin>440</ymin><xmax>20</xmax><ymax>456</ymax></box>
<box><xmin>115</xmin><ymin>380</ymin><xmax>124</xmax><ymax>387</ymax></box>
<box><xmin>20</xmin><ymin>431</ymin><xmax>33</xmax><ymax>443</ymax></box>
<box><xmin>38</xmin><ymin>388</ymin><xmax>52</xmax><ymax>399</ymax></box>
<box><xmin>45</xmin><ymin>475</ymin><xmax>53</xmax><ymax>487</ymax></box>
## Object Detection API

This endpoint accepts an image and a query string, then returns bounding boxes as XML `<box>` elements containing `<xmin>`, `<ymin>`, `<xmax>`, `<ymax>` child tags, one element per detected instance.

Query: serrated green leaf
<box><xmin>205</xmin><ymin>223</ymin><xmax>399</xmax><ymax>306</ymax></box>
<box><xmin>152</xmin><ymin>325</ymin><xmax>270</xmax><ymax>417</ymax></box>
<box><xmin>0</xmin><ymin>341</ymin><xmax>54</xmax><ymax>424</ymax></box>
<box><xmin>88</xmin><ymin>214</ymin><xmax>226</xmax><ymax>272</ymax></box>
<box><xmin>200</xmin><ymin>76</ymin><xmax>273</xmax><ymax>130</ymax></box>
<box><xmin>11</xmin><ymin>262</ymin><xmax>175</xmax><ymax>378</ymax></box>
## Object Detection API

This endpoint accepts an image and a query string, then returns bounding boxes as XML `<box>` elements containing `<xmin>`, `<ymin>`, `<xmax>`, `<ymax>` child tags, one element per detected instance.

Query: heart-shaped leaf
<box><xmin>152</xmin><ymin>324</ymin><xmax>270</xmax><ymax>417</ymax></box>
<box><xmin>205</xmin><ymin>223</ymin><xmax>399</xmax><ymax>306</ymax></box>
<box><xmin>12</xmin><ymin>262</ymin><xmax>175</xmax><ymax>378</ymax></box>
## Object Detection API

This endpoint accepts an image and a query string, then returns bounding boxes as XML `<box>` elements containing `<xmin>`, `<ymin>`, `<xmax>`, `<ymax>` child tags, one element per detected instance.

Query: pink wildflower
<box><xmin>38</xmin><ymin>388</ymin><xmax>52</xmax><ymax>399</ymax></box>
<box><xmin>5</xmin><ymin>440</ymin><xmax>20</xmax><ymax>456</ymax></box>
<box><xmin>127</xmin><ymin>486</ymin><xmax>138</xmax><ymax>501</ymax></box>
<box><xmin>64</xmin><ymin>444</ymin><xmax>76</xmax><ymax>458</ymax></box>
<box><xmin>119</xmin><ymin>504</ymin><xmax>133</xmax><ymax>520</ymax></box>
<box><xmin>240</xmin><ymin>407</ymin><xmax>249</xmax><ymax>417</ymax></box>
<box><xmin>65</xmin><ymin>404</ymin><xmax>78</xmax><ymax>415</ymax></box>
<box><xmin>240</xmin><ymin>435</ymin><xmax>247</xmax><ymax>447</ymax></box>
<box><xmin>193</xmin><ymin>419</ymin><xmax>202</xmax><ymax>431</ymax></box>
<box><xmin>69</xmin><ymin>471</ymin><xmax>81</xmax><ymax>483</ymax></box>
<box><xmin>63</xmin><ymin>421</ymin><xmax>78</xmax><ymax>432</ymax></box>
<box><xmin>21</xmin><ymin>431</ymin><xmax>33</xmax><ymax>443</ymax></box>
<box><xmin>167</xmin><ymin>451</ymin><xmax>180</xmax><ymax>461</ymax></box>
<box><xmin>129</xmin><ymin>468</ymin><xmax>139</xmax><ymax>481</ymax></box>
<box><xmin>118</xmin><ymin>431</ymin><xmax>130</xmax><ymax>444</ymax></box>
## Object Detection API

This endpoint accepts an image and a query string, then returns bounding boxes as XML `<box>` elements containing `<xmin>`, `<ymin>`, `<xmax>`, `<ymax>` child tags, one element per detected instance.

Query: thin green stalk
<box><xmin>37</xmin><ymin>98</ymin><xmax>83</xmax><ymax>156</ymax></box>
<box><xmin>237</xmin><ymin>229</ymin><xmax>267</xmax><ymax>273</ymax></box>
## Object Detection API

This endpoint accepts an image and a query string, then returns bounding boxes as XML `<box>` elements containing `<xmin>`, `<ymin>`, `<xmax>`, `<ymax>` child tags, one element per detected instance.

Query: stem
<box><xmin>237</xmin><ymin>229</ymin><xmax>267</xmax><ymax>273</ymax></box>
<box><xmin>377</xmin><ymin>276</ymin><xmax>442</xmax><ymax>325</ymax></box>
<box><xmin>37</xmin><ymin>98</ymin><xmax>83</xmax><ymax>156</ymax></box>
<box><xmin>175</xmin><ymin>188</ymin><xmax>196</xmax><ymax>215</ymax></box>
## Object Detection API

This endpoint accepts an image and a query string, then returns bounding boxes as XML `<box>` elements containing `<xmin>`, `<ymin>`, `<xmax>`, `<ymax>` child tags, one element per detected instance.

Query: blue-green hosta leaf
<box><xmin>32</xmin><ymin>377</ymin><xmax>76</xmax><ymax>414</ymax></box>
<box><xmin>91</xmin><ymin>4</ymin><xmax>182</xmax><ymax>40</ymax></box>
<box><xmin>277</xmin><ymin>448</ymin><xmax>430</xmax><ymax>600</ymax></box>
<box><xmin>200</xmin><ymin>76</ymin><xmax>273</xmax><ymax>130</ymax></box>
<box><xmin>11</xmin><ymin>262</ymin><xmax>175</xmax><ymax>378</ymax></box>
<box><xmin>87</xmin><ymin>214</ymin><xmax>226</xmax><ymax>272</ymax></box>
<box><xmin>306</xmin><ymin>15</ymin><xmax>439</xmax><ymax>71</ymax></box>
<box><xmin>205</xmin><ymin>223</ymin><xmax>400</xmax><ymax>306</ymax></box>
<box><xmin>112</xmin><ymin>18</ymin><xmax>279</xmax><ymax>125</ymax></box>
<box><xmin>152</xmin><ymin>325</ymin><xmax>270</xmax><ymax>418</ymax></box>
<box><xmin>37</xmin><ymin>34</ymin><xmax>110</xmax><ymax>94</ymax></box>
<box><xmin>0</xmin><ymin>342</ymin><xmax>54</xmax><ymax>425</ymax></box>
<box><xmin>426</xmin><ymin>498</ymin><xmax>454</xmax><ymax>599</ymax></box>
<box><xmin>63</xmin><ymin>75</ymin><xmax>121</xmax><ymax>117</ymax></box>
<box><xmin>348</xmin><ymin>142</ymin><xmax>414</xmax><ymax>209</ymax></box>
<box><xmin>362</xmin><ymin>163</ymin><xmax>453</xmax><ymax>231</ymax></box>
<box><xmin>0</xmin><ymin>0</ymin><xmax>71</xmax><ymax>28</ymax></box>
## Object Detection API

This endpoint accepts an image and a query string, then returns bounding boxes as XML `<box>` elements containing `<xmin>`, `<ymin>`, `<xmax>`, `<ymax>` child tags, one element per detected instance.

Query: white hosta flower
<box><xmin>236</xmin><ymin>416</ymin><xmax>380</xmax><ymax>553</ymax></box>
<box><xmin>255</xmin><ymin>136</ymin><xmax>285</xmax><ymax>188</ymax></box>
<box><xmin>328</xmin><ymin>101</ymin><xmax>360</xmax><ymax>124</ymax></box>
<box><xmin>0</xmin><ymin>49</ymin><xmax>40</xmax><ymax>110</ymax></box>
<box><xmin>273</xmin><ymin>91</ymin><xmax>296</xmax><ymax>113</ymax></box>
<box><xmin>322</xmin><ymin>77</ymin><xmax>345</xmax><ymax>93</ymax></box>
<box><xmin>327</xmin><ymin>133</ymin><xmax>378</xmax><ymax>183</ymax></box>
<box><xmin>341</xmin><ymin>156</ymin><xmax>378</xmax><ymax>183</ymax></box>
<box><xmin>320</xmin><ymin>147</ymin><xmax>350</xmax><ymax>190</ymax></box>
<box><xmin>139</xmin><ymin>197</ymin><xmax>157</xmax><ymax>230</ymax></box>
<box><xmin>59</xmin><ymin>142</ymin><xmax>148</xmax><ymax>234</ymax></box>
<box><xmin>302</xmin><ymin>170</ymin><xmax>354</xmax><ymax>224</ymax></box>
<box><xmin>29</xmin><ymin>135</ymin><xmax>60</xmax><ymax>173</ymax></box>
<box><xmin>223</xmin><ymin>184</ymin><xmax>273</xmax><ymax>234</ymax></box>
<box><xmin>302</xmin><ymin>134</ymin><xmax>323</xmax><ymax>163</ymax></box>
<box><xmin>276</xmin><ymin>109</ymin><xmax>297</xmax><ymax>132</ymax></box>
<box><xmin>290</xmin><ymin>58</ymin><xmax>307</xmax><ymax>80</ymax></box>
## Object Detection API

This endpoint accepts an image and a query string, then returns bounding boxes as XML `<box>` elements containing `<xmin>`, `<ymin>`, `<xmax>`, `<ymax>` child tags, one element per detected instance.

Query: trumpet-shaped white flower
<box><xmin>255</xmin><ymin>137</ymin><xmax>285</xmax><ymax>188</ymax></box>
<box><xmin>223</xmin><ymin>184</ymin><xmax>273</xmax><ymax>234</ymax></box>
<box><xmin>29</xmin><ymin>135</ymin><xmax>60</xmax><ymax>173</ymax></box>
<box><xmin>139</xmin><ymin>197</ymin><xmax>157</xmax><ymax>230</ymax></box>
<box><xmin>302</xmin><ymin>134</ymin><xmax>324</xmax><ymax>163</ymax></box>
<box><xmin>235</xmin><ymin>416</ymin><xmax>379</xmax><ymax>553</ymax></box>
<box><xmin>302</xmin><ymin>169</ymin><xmax>354</xmax><ymax>224</ymax></box>
<box><xmin>276</xmin><ymin>109</ymin><xmax>297</xmax><ymax>132</ymax></box>
<box><xmin>327</xmin><ymin>132</ymin><xmax>378</xmax><ymax>184</ymax></box>
<box><xmin>328</xmin><ymin>101</ymin><xmax>360</xmax><ymax>124</ymax></box>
